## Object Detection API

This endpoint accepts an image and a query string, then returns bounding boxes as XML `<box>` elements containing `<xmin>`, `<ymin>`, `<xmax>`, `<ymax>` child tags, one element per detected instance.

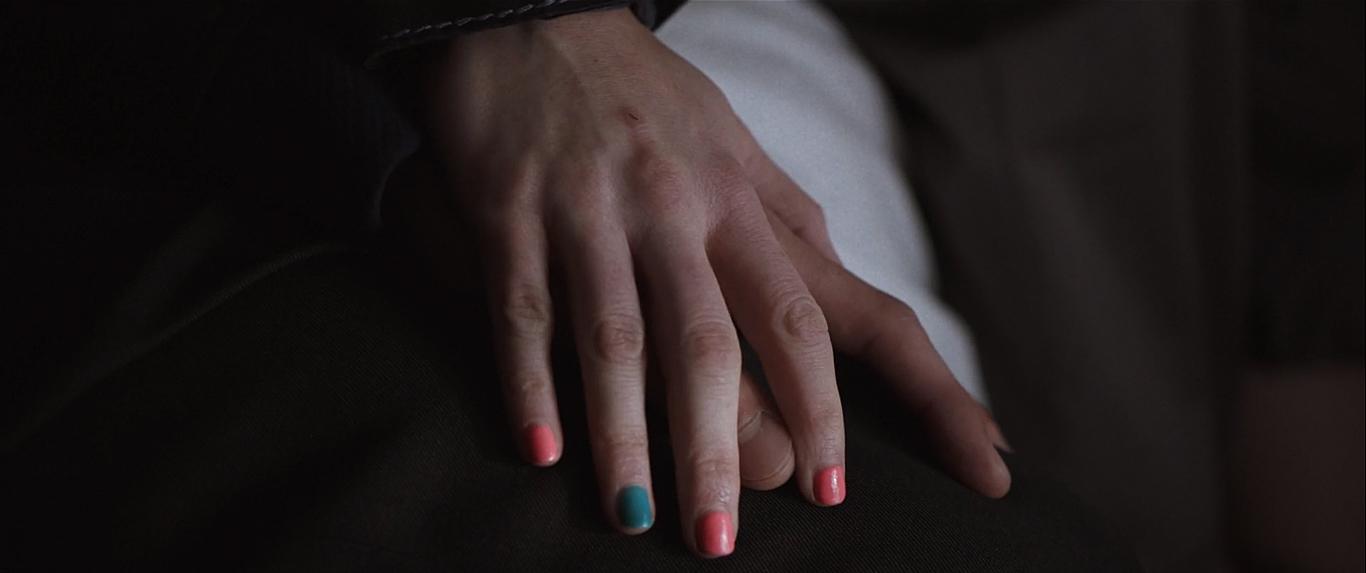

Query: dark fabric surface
<box><xmin>1244</xmin><ymin>1</ymin><xmax>1365</xmax><ymax>364</ymax></box>
<box><xmin>0</xmin><ymin>2</ymin><xmax>418</xmax><ymax>444</ymax></box>
<box><xmin>828</xmin><ymin>2</ymin><xmax>1363</xmax><ymax>572</ymax></box>
<box><xmin>1</xmin><ymin>3</ymin><xmax>1138</xmax><ymax>571</ymax></box>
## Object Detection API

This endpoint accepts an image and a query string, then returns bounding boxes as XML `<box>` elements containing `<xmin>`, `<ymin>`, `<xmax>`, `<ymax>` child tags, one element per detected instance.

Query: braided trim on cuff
<box><xmin>376</xmin><ymin>0</ymin><xmax>568</xmax><ymax>43</ymax></box>
<box><xmin>364</xmin><ymin>0</ymin><xmax>634</xmax><ymax>68</ymax></box>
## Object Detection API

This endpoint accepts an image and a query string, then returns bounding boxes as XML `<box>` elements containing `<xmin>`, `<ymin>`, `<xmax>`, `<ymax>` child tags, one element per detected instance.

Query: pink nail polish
<box><xmin>814</xmin><ymin>465</ymin><xmax>845</xmax><ymax>506</ymax></box>
<box><xmin>696</xmin><ymin>511</ymin><xmax>734</xmax><ymax>557</ymax></box>
<box><xmin>524</xmin><ymin>424</ymin><xmax>557</xmax><ymax>465</ymax></box>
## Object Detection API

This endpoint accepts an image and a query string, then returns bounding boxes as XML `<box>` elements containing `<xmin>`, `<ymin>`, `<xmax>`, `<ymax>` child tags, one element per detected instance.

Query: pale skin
<box><xmin>417</xmin><ymin>6</ymin><xmax>1012</xmax><ymax>557</ymax></box>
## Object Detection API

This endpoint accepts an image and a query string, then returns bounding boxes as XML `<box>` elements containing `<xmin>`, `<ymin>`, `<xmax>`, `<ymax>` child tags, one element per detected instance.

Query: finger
<box><xmin>709</xmin><ymin>205</ymin><xmax>845</xmax><ymax>507</ymax></box>
<box><xmin>737</xmin><ymin>369</ymin><xmax>795</xmax><ymax>491</ymax></box>
<box><xmin>482</xmin><ymin>212</ymin><xmax>563</xmax><ymax>467</ymax></box>
<box><xmin>638</xmin><ymin>234</ymin><xmax>741</xmax><ymax>558</ymax></box>
<box><xmin>557</xmin><ymin>213</ymin><xmax>655</xmax><ymax>534</ymax></box>
<box><xmin>749</xmin><ymin>154</ymin><xmax>841</xmax><ymax>264</ymax></box>
<box><xmin>986</xmin><ymin>415</ymin><xmax>1013</xmax><ymax>454</ymax></box>
<box><xmin>768</xmin><ymin>210</ymin><xmax>1012</xmax><ymax>499</ymax></box>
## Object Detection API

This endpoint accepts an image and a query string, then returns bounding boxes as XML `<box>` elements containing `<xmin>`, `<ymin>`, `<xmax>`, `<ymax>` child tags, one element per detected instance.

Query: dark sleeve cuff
<box><xmin>350</xmin><ymin>0</ymin><xmax>686</xmax><ymax>68</ymax></box>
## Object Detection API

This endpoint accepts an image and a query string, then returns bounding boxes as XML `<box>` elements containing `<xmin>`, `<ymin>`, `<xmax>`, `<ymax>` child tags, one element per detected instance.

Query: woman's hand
<box><xmin>427</xmin><ymin>7</ymin><xmax>844</xmax><ymax>556</ymax></box>
<box><xmin>417</xmin><ymin>6</ymin><xmax>1010</xmax><ymax>557</ymax></box>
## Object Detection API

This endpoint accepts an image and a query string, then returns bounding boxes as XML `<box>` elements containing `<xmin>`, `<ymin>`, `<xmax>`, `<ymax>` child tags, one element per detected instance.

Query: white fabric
<box><xmin>658</xmin><ymin>0</ymin><xmax>989</xmax><ymax>405</ymax></box>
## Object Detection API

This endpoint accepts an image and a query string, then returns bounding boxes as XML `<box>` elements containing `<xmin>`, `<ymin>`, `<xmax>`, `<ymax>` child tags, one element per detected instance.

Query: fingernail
<box><xmin>617</xmin><ymin>486</ymin><xmax>653</xmax><ymax>530</ymax></box>
<box><xmin>696</xmin><ymin>511</ymin><xmax>734</xmax><ymax>557</ymax></box>
<box><xmin>524</xmin><ymin>424</ymin><xmax>557</xmax><ymax>465</ymax></box>
<box><xmin>738</xmin><ymin>412</ymin><xmax>794</xmax><ymax>484</ymax></box>
<box><xmin>990</xmin><ymin>425</ymin><xmax>1014</xmax><ymax>454</ymax></box>
<box><xmin>814</xmin><ymin>465</ymin><xmax>845</xmax><ymax>506</ymax></box>
<box><xmin>984</xmin><ymin>415</ymin><xmax>1014</xmax><ymax>454</ymax></box>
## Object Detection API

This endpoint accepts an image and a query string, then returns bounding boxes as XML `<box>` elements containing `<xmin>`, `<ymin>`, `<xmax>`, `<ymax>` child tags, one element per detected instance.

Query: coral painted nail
<box><xmin>696</xmin><ymin>511</ymin><xmax>734</xmax><ymax>557</ymax></box>
<box><xmin>814</xmin><ymin>465</ymin><xmax>845</xmax><ymax>506</ymax></box>
<box><xmin>524</xmin><ymin>424</ymin><xmax>557</xmax><ymax>465</ymax></box>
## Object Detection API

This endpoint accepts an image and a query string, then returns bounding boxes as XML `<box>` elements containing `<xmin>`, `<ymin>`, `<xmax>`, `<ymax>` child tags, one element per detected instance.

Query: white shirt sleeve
<box><xmin>658</xmin><ymin>0</ymin><xmax>990</xmax><ymax>406</ymax></box>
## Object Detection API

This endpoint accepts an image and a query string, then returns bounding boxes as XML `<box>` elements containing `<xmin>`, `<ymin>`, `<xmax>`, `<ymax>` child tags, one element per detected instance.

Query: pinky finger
<box><xmin>749</xmin><ymin>155</ymin><xmax>841</xmax><ymax>264</ymax></box>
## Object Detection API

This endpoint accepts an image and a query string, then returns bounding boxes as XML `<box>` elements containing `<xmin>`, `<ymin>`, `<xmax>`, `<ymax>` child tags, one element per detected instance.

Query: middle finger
<box><xmin>637</xmin><ymin>230</ymin><xmax>742</xmax><ymax>558</ymax></box>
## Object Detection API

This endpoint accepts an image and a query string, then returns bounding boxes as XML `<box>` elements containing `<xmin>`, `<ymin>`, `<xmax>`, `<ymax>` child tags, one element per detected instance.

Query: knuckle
<box><xmin>863</xmin><ymin>297</ymin><xmax>924</xmax><ymax>354</ymax></box>
<box><xmin>704</xmin><ymin>160</ymin><xmax>751</xmax><ymax>200</ymax></box>
<box><xmin>633</xmin><ymin>154</ymin><xmax>692</xmax><ymax>206</ymax></box>
<box><xmin>591</xmin><ymin>315</ymin><xmax>646</xmax><ymax>364</ymax></box>
<box><xmin>884</xmin><ymin>301</ymin><xmax>925</xmax><ymax>337</ymax></box>
<box><xmin>506</xmin><ymin>376</ymin><xmax>553</xmax><ymax>400</ymax></box>
<box><xmin>681</xmin><ymin>321</ymin><xmax>741</xmax><ymax>373</ymax></box>
<box><xmin>776</xmin><ymin>295</ymin><xmax>829</xmax><ymax>346</ymax></box>
<box><xmin>592</xmin><ymin>431</ymin><xmax>650</xmax><ymax>458</ymax></box>
<box><xmin>474</xmin><ymin>174</ymin><xmax>539</xmax><ymax>225</ymax></box>
<box><xmin>498</xmin><ymin>288</ymin><xmax>552</xmax><ymax>332</ymax></box>
<box><xmin>636</xmin><ymin>152</ymin><xmax>688</xmax><ymax>190</ymax></box>
<box><xmin>684</xmin><ymin>450</ymin><xmax>737</xmax><ymax>482</ymax></box>
<box><xmin>799</xmin><ymin>199</ymin><xmax>827</xmax><ymax>226</ymax></box>
<box><xmin>871</xmin><ymin>294</ymin><xmax>916</xmax><ymax>326</ymax></box>
<box><xmin>805</xmin><ymin>405</ymin><xmax>845</xmax><ymax>436</ymax></box>
<box><xmin>555</xmin><ymin>160</ymin><xmax>613</xmax><ymax>204</ymax></box>
<box><xmin>701</xmin><ymin>167</ymin><xmax>756</xmax><ymax>219</ymax></box>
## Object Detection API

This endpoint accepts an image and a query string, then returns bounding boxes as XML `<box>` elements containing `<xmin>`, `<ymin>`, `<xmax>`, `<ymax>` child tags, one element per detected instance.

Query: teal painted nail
<box><xmin>617</xmin><ymin>486</ymin><xmax>652</xmax><ymax>529</ymax></box>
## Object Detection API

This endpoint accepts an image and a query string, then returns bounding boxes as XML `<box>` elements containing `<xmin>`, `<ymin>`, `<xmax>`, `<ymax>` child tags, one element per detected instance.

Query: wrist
<box><xmin>434</xmin><ymin>4</ymin><xmax>652</xmax><ymax>95</ymax></box>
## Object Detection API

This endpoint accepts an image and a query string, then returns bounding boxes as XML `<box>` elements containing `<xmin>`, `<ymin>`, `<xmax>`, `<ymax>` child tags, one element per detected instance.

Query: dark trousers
<box><xmin>0</xmin><ymin>3</ymin><xmax>1138</xmax><ymax>571</ymax></box>
<box><xmin>829</xmin><ymin>3</ymin><xmax>1364</xmax><ymax>571</ymax></box>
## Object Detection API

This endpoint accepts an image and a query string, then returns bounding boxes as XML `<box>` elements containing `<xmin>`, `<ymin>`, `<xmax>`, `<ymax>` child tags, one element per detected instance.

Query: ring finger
<box><xmin>638</xmin><ymin>233</ymin><xmax>742</xmax><ymax>558</ymax></box>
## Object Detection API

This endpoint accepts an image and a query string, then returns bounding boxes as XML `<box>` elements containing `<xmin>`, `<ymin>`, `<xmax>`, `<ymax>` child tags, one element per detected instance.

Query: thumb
<box><xmin>737</xmin><ymin>369</ymin><xmax>795</xmax><ymax>491</ymax></box>
<box><xmin>749</xmin><ymin>153</ymin><xmax>842</xmax><ymax>264</ymax></box>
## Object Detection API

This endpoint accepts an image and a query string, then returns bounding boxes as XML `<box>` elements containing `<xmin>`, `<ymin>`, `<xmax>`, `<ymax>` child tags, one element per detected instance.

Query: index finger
<box><xmin>749</xmin><ymin>155</ymin><xmax>842</xmax><ymax>264</ymax></box>
<box><xmin>767</xmin><ymin>211</ymin><xmax>1011</xmax><ymax>499</ymax></box>
<box><xmin>710</xmin><ymin>205</ymin><xmax>845</xmax><ymax>508</ymax></box>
